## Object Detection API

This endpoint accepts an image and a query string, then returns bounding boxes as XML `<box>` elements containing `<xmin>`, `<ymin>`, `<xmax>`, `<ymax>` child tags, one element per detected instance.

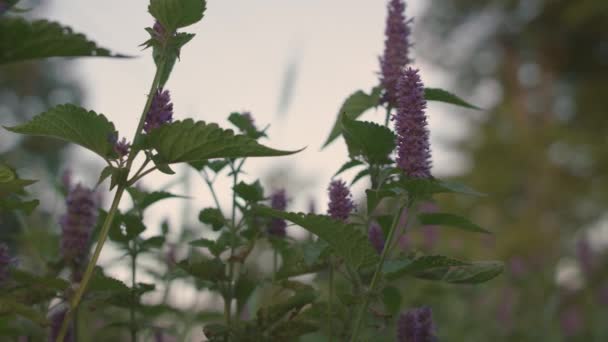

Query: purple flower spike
<box><xmin>379</xmin><ymin>0</ymin><xmax>412</xmax><ymax>106</ymax></box>
<box><xmin>49</xmin><ymin>307</ymin><xmax>74</xmax><ymax>342</ymax></box>
<box><xmin>393</xmin><ymin>67</ymin><xmax>432</xmax><ymax>178</ymax></box>
<box><xmin>397</xmin><ymin>306</ymin><xmax>436</xmax><ymax>342</ymax></box>
<box><xmin>113</xmin><ymin>137</ymin><xmax>131</xmax><ymax>158</ymax></box>
<box><xmin>327</xmin><ymin>180</ymin><xmax>354</xmax><ymax>221</ymax></box>
<box><xmin>144</xmin><ymin>89</ymin><xmax>174</xmax><ymax>133</ymax></box>
<box><xmin>268</xmin><ymin>189</ymin><xmax>287</xmax><ymax>237</ymax></box>
<box><xmin>0</xmin><ymin>243</ymin><xmax>11</xmax><ymax>284</ymax></box>
<box><xmin>368</xmin><ymin>222</ymin><xmax>385</xmax><ymax>254</ymax></box>
<box><xmin>60</xmin><ymin>184</ymin><xmax>98</xmax><ymax>265</ymax></box>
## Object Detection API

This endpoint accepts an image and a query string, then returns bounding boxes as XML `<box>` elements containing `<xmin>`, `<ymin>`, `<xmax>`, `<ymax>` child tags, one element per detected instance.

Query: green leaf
<box><xmin>178</xmin><ymin>258</ymin><xmax>226</xmax><ymax>282</ymax></box>
<box><xmin>146</xmin><ymin>119</ymin><xmax>302</xmax><ymax>164</ymax></box>
<box><xmin>127</xmin><ymin>187</ymin><xmax>186</xmax><ymax>211</ymax></box>
<box><xmin>140</xmin><ymin>236</ymin><xmax>165</xmax><ymax>250</ymax></box>
<box><xmin>382</xmin><ymin>286</ymin><xmax>402</xmax><ymax>315</ymax></box>
<box><xmin>198</xmin><ymin>208</ymin><xmax>225</xmax><ymax>230</ymax></box>
<box><xmin>351</xmin><ymin>169</ymin><xmax>370</xmax><ymax>186</ymax></box>
<box><xmin>4</xmin><ymin>104</ymin><xmax>117</xmax><ymax>160</ymax></box>
<box><xmin>257</xmin><ymin>289</ymin><xmax>317</xmax><ymax>328</ymax></box>
<box><xmin>397</xmin><ymin>177</ymin><xmax>486</xmax><ymax>199</ymax></box>
<box><xmin>415</xmin><ymin>261</ymin><xmax>504</xmax><ymax>284</ymax></box>
<box><xmin>323</xmin><ymin>86</ymin><xmax>381</xmax><ymax>147</ymax></box>
<box><xmin>383</xmin><ymin>255</ymin><xmax>470</xmax><ymax>281</ymax></box>
<box><xmin>234</xmin><ymin>273</ymin><xmax>257</xmax><ymax>314</ymax></box>
<box><xmin>334</xmin><ymin>159</ymin><xmax>364</xmax><ymax>177</ymax></box>
<box><xmin>341</xmin><ymin>116</ymin><xmax>396</xmax><ymax>164</ymax></box>
<box><xmin>418</xmin><ymin>212</ymin><xmax>491</xmax><ymax>234</ymax></box>
<box><xmin>0</xmin><ymin>18</ymin><xmax>126</xmax><ymax>65</ymax></box>
<box><xmin>190</xmin><ymin>235</ymin><xmax>230</xmax><ymax>257</ymax></box>
<box><xmin>228</xmin><ymin>112</ymin><xmax>265</xmax><ymax>139</ymax></box>
<box><xmin>254</xmin><ymin>207</ymin><xmax>379</xmax><ymax>269</ymax></box>
<box><xmin>148</xmin><ymin>0</ymin><xmax>207</xmax><ymax>32</ymax></box>
<box><xmin>122</xmin><ymin>214</ymin><xmax>146</xmax><ymax>240</ymax></box>
<box><xmin>0</xmin><ymin>198</ymin><xmax>39</xmax><ymax>214</ymax></box>
<box><xmin>365</xmin><ymin>188</ymin><xmax>396</xmax><ymax>213</ymax></box>
<box><xmin>0</xmin><ymin>164</ymin><xmax>36</xmax><ymax>197</ymax></box>
<box><xmin>424</xmin><ymin>87</ymin><xmax>480</xmax><ymax>110</ymax></box>
<box><xmin>0</xmin><ymin>298</ymin><xmax>49</xmax><ymax>326</ymax></box>
<box><xmin>233</xmin><ymin>180</ymin><xmax>264</xmax><ymax>203</ymax></box>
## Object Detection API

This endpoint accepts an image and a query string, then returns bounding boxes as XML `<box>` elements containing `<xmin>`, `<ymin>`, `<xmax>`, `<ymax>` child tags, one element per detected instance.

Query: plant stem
<box><xmin>328</xmin><ymin>258</ymin><xmax>334</xmax><ymax>342</ymax></box>
<box><xmin>130</xmin><ymin>247</ymin><xmax>138</xmax><ymax>342</ymax></box>
<box><xmin>56</xmin><ymin>186</ymin><xmax>125</xmax><ymax>341</ymax></box>
<box><xmin>56</xmin><ymin>54</ymin><xmax>167</xmax><ymax>342</ymax></box>
<box><xmin>349</xmin><ymin>203</ymin><xmax>407</xmax><ymax>342</ymax></box>
<box><xmin>384</xmin><ymin>105</ymin><xmax>392</xmax><ymax>127</ymax></box>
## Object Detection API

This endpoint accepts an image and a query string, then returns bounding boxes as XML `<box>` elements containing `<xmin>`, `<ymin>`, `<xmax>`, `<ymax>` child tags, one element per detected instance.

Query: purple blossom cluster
<box><xmin>49</xmin><ymin>308</ymin><xmax>74</xmax><ymax>342</ymax></box>
<box><xmin>108</xmin><ymin>133</ymin><xmax>131</xmax><ymax>159</ymax></box>
<box><xmin>268</xmin><ymin>189</ymin><xmax>287</xmax><ymax>237</ymax></box>
<box><xmin>379</xmin><ymin>0</ymin><xmax>412</xmax><ymax>106</ymax></box>
<box><xmin>327</xmin><ymin>180</ymin><xmax>354</xmax><ymax>221</ymax></box>
<box><xmin>393</xmin><ymin>67</ymin><xmax>432</xmax><ymax>178</ymax></box>
<box><xmin>397</xmin><ymin>306</ymin><xmax>436</xmax><ymax>342</ymax></box>
<box><xmin>144</xmin><ymin>89</ymin><xmax>174</xmax><ymax>133</ymax></box>
<box><xmin>60</xmin><ymin>184</ymin><xmax>98</xmax><ymax>265</ymax></box>
<box><xmin>0</xmin><ymin>243</ymin><xmax>11</xmax><ymax>284</ymax></box>
<box><xmin>368</xmin><ymin>222</ymin><xmax>385</xmax><ymax>254</ymax></box>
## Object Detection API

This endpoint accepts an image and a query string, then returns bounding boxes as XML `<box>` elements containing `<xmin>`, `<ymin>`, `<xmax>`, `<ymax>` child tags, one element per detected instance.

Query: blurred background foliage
<box><xmin>407</xmin><ymin>0</ymin><xmax>608</xmax><ymax>340</ymax></box>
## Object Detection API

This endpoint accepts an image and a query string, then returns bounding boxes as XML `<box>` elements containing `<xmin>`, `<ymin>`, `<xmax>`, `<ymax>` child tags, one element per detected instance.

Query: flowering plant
<box><xmin>0</xmin><ymin>0</ymin><xmax>502</xmax><ymax>341</ymax></box>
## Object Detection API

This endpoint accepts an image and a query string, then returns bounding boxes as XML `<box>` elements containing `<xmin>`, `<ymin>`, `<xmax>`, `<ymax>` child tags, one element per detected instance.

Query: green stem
<box><xmin>328</xmin><ymin>259</ymin><xmax>334</xmax><ymax>342</ymax></box>
<box><xmin>56</xmin><ymin>54</ymin><xmax>168</xmax><ymax>342</ymax></box>
<box><xmin>56</xmin><ymin>186</ymin><xmax>125</xmax><ymax>341</ymax></box>
<box><xmin>384</xmin><ymin>105</ymin><xmax>392</xmax><ymax>127</ymax></box>
<box><xmin>130</xmin><ymin>247</ymin><xmax>138</xmax><ymax>342</ymax></box>
<box><xmin>349</xmin><ymin>203</ymin><xmax>407</xmax><ymax>342</ymax></box>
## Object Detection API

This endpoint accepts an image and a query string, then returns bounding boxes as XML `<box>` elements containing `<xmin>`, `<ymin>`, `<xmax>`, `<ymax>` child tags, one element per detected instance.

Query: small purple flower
<box><xmin>368</xmin><ymin>222</ymin><xmax>385</xmax><ymax>254</ymax></box>
<box><xmin>393</xmin><ymin>67</ymin><xmax>432</xmax><ymax>178</ymax></box>
<box><xmin>0</xmin><ymin>243</ymin><xmax>12</xmax><ymax>284</ymax></box>
<box><xmin>153</xmin><ymin>20</ymin><xmax>167</xmax><ymax>38</ymax></box>
<box><xmin>397</xmin><ymin>306</ymin><xmax>436</xmax><ymax>342</ymax></box>
<box><xmin>327</xmin><ymin>180</ymin><xmax>354</xmax><ymax>221</ymax></box>
<box><xmin>60</xmin><ymin>184</ymin><xmax>98</xmax><ymax>265</ymax></box>
<box><xmin>144</xmin><ymin>89</ymin><xmax>174</xmax><ymax>133</ymax></box>
<box><xmin>49</xmin><ymin>307</ymin><xmax>74</xmax><ymax>342</ymax></box>
<box><xmin>114</xmin><ymin>137</ymin><xmax>131</xmax><ymax>158</ymax></box>
<box><xmin>379</xmin><ymin>0</ymin><xmax>412</xmax><ymax>106</ymax></box>
<box><xmin>268</xmin><ymin>189</ymin><xmax>287</xmax><ymax>237</ymax></box>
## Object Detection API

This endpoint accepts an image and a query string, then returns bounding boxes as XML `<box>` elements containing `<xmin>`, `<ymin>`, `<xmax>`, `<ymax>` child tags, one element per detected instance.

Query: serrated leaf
<box><xmin>424</xmin><ymin>87</ymin><xmax>480</xmax><ymax>110</ymax></box>
<box><xmin>140</xmin><ymin>236</ymin><xmax>165</xmax><ymax>250</ymax></box>
<box><xmin>0</xmin><ymin>198</ymin><xmax>39</xmax><ymax>214</ymax></box>
<box><xmin>190</xmin><ymin>237</ymin><xmax>227</xmax><ymax>257</ymax></box>
<box><xmin>233</xmin><ymin>180</ymin><xmax>264</xmax><ymax>203</ymax></box>
<box><xmin>0</xmin><ymin>298</ymin><xmax>49</xmax><ymax>326</ymax></box>
<box><xmin>342</xmin><ymin>116</ymin><xmax>396</xmax><ymax>164</ymax></box>
<box><xmin>5</xmin><ymin>104</ymin><xmax>117</xmax><ymax>160</ymax></box>
<box><xmin>0</xmin><ymin>18</ymin><xmax>126</xmax><ymax>64</ymax></box>
<box><xmin>148</xmin><ymin>0</ymin><xmax>206</xmax><ymax>32</ymax></box>
<box><xmin>418</xmin><ymin>212</ymin><xmax>491</xmax><ymax>234</ymax></box>
<box><xmin>96</xmin><ymin>166</ymin><xmax>115</xmax><ymax>188</ymax></box>
<box><xmin>415</xmin><ymin>261</ymin><xmax>504</xmax><ymax>284</ymax></box>
<box><xmin>87</xmin><ymin>269</ymin><xmax>130</xmax><ymax>295</ymax></box>
<box><xmin>257</xmin><ymin>289</ymin><xmax>317</xmax><ymax>328</ymax></box>
<box><xmin>146</xmin><ymin>119</ymin><xmax>302</xmax><ymax>164</ymax></box>
<box><xmin>255</xmin><ymin>207</ymin><xmax>379</xmax><ymax>269</ymax></box>
<box><xmin>383</xmin><ymin>255</ymin><xmax>470</xmax><ymax>281</ymax></box>
<box><xmin>122</xmin><ymin>214</ymin><xmax>146</xmax><ymax>240</ymax></box>
<box><xmin>323</xmin><ymin>87</ymin><xmax>381</xmax><ymax>147</ymax></box>
<box><xmin>0</xmin><ymin>164</ymin><xmax>36</xmax><ymax>198</ymax></box>
<box><xmin>334</xmin><ymin>159</ymin><xmax>364</xmax><ymax>177</ymax></box>
<box><xmin>351</xmin><ymin>169</ymin><xmax>370</xmax><ymax>186</ymax></box>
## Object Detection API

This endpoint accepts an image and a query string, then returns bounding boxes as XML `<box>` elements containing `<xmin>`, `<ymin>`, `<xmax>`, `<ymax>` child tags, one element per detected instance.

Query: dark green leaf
<box><xmin>255</xmin><ymin>207</ymin><xmax>379</xmax><ymax>269</ymax></box>
<box><xmin>234</xmin><ymin>273</ymin><xmax>257</xmax><ymax>314</ymax></box>
<box><xmin>146</xmin><ymin>119</ymin><xmax>302</xmax><ymax>164</ymax></box>
<box><xmin>0</xmin><ymin>198</ymin><xmax>39</xmax><ymax>214</ymax></box>
<box><xmin>424</xmin><ymin>87</ymin><xmax>480</xmax><ymax>110</ymax></box>
<box><xmin>383</xmin><ymin>255</ymin><xmax>469</xmax><ymax>281</ymax></box>
<box><xmin>365</xmin><ymin>189</ymin><xmax>396</xmax><ymax>213</ymax></box>
<box><xmin>96</xmin><ymin>166</ymin><xmax>115</xmax><ymax>188</ymax></box>
<box><xmin>334</xmin><ymin>159</ymin><xmax>364</xmax><ymax>177</ymax></box>
<box><xmin>127</xmin><ymin>187</ymin><xmax>186</xmax><ymax>211</ymax></box>
<box><xmin>228</xmin><ymin>112</ymin><xmax>265</xmax><ymax>139</ymax></box>
<box><xmin>0</xmin><ymin>298</ymin><xmax>49</xmax><ymax>326</ymax></box>
<box><xmin>397</xmin><ymin>177</ymin><xmax>486</xmax><ymax>199</ymax></box>
<box><xmin>4</xmin><ymin>104</ymin><xmax>117</xmax><ymax>160</ymax></box>
<box><xmin>233</xmin><ymin>180</ymin><xmax>264</xmax><ymax>203</ymax></box>
<box><xmin>302</xmin><ymin>239</ymin><xmax>329</xmax><ymax>266</ymax></box>
<box><xmin>415</xmin><ymin>261</ymin><xmax>504</xmax><ymax>284</ymax></box>
<box><xmin>0</xmin><ymin>18</ymin><xmax>126</xmax><ymax>65</ymax></box>
<box><xmin>351</xmin><ymin>169</ymin><xmax>370</xmax><ymax>186</ymax></box>
<box><xmin>341</xmin><ymin>116</ymin><xmax>396</xmax><ymax>164</ymax></box>
<box><xmin>198</xmin><ymin>208</ymin><xmax>225</xmax><ymax>230</ymax></box>
<box><xmin>122</xmin><ymin>214</ymin><xmax>146</xmax><ymax>240</ymax></box>
<box><xmin>178</xmin><ymin>258</ymin><xmax>226</xmax><ymax>282</ymax></box>
<box><xmin>418</xmin><ymin>212</ymin><xmax>491</xmax><ymax>234</ymax></box>
<box><xmin>323</xmin><ymin>86</ymin><xmax>382</xmax><ymax>147</ymax></box>
<box><xmin>140</xmin><ymin>236</ymin><xmax>165</xmax><ymax>250</ymax></box>
<box><xmin>148</xmin><ymin>0</ymin><xmax>206</xmax><ymax>32</ymax></box>
<box><xmin>189</xmin><ymin>235</ymin><xmax>230</xmax><ymax>257</ymax></box>
<box><xmin>257</xmin><ymin>289</ymin><xmax>317</xmax><ymax>328</ymax></box>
